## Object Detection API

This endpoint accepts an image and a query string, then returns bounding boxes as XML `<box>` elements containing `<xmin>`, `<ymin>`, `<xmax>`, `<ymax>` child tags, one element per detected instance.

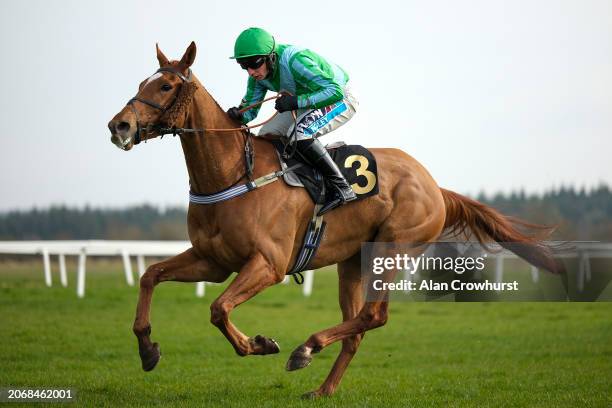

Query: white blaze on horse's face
<box><xmin>144</xmin><ymin>72</ymin><xmax>163</xmax><ymax>87</ymax></box>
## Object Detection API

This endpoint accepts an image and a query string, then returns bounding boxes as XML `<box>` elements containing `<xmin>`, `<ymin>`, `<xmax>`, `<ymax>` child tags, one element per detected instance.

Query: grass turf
<box><xmin>0</xmin><ymin>260</ymin><xmax>611</xmax><ymax>407</ymax></box>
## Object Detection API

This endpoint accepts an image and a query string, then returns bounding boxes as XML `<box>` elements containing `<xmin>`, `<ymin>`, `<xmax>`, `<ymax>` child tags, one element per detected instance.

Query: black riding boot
<box><xmin>296</xmin><ymin>138</ymin><xmax>357</xmax><ymax>215</ymax></box>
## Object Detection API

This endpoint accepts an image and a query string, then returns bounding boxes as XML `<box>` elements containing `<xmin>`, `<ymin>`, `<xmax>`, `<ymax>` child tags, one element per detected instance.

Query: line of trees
<box><xmin>0</xmin><ymin>205</ymin><xmax>188</xmax><ymax>240</ymax></box>
<box><xmin>476</xmin><ymin>184</ymin><xmax>612</xmax><ymax>240</ymax></box>
<box><xmin>1</xmin><ymin>184</ymin><xmax>611</xmax><ymax>240</ymax></box>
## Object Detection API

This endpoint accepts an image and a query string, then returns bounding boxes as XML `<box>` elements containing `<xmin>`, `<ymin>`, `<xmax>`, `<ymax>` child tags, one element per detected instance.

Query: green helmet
<box><xmin>230</xmin><ymin>27</ymin><xmax>276</xmax><ymax>59</ymax></box>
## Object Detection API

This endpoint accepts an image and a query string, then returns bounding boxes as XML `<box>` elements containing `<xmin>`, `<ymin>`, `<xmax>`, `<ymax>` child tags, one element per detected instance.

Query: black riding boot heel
<box><xmin>296</xmin><ymin>138</ymin><xmax>357</xmax><ymax>216</ymax></box>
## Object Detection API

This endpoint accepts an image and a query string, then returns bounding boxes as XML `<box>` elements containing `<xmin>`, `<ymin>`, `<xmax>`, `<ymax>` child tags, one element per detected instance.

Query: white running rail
<box><xmin>0</xmin><ymin>240</ymin><xmax>314</xmax><ymax>298</ymax></box>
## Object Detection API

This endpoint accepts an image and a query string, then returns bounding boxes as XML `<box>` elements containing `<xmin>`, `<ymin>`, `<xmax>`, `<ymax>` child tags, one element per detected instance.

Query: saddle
<box><xmin>269</xmin><ymin>139</ymin><xmax>380</xmax><ymax>204</ymax></box>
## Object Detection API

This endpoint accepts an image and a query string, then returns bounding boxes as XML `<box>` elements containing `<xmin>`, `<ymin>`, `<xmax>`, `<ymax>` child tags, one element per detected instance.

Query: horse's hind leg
<box><xmin>287</xmin><ymin>236</ymin><xmax>439</xmax><ymax>396</ymax></box>
<box><xmin>299</xmin><ymin>253</ymin><xmax>366</xmax><ymax>398</ymax></box>
<box><xmin>287</xmin><ymin>282</ymin><xmax>391</xmax><ymax>376</ymax></box>
<box><xmin>133</xmin><ymin>248</ymin><xmax>230</xmax><ymax>371</ymax></box>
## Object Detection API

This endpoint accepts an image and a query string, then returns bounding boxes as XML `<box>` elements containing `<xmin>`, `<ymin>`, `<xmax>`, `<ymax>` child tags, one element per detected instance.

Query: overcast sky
<box><xmin>0</xmin><ymin>0</ymin><xmax>610</xmax><ymax>211</ymax></box>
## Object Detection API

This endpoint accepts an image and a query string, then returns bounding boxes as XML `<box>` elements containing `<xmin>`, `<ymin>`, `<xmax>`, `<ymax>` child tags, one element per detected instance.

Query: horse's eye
<box><xmin>161</xmin><ymin>84</ymin><xmax>172</xmax><ymax>92</ymax></box>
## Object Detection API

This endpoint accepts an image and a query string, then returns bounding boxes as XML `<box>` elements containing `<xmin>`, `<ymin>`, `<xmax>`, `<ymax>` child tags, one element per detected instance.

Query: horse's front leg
<box><xmin>133</xmin><ymin>248</ymin><xmax>231</xmax><ymax>371</ymax></box>
<box><xmin>210</xmin><ymin>252</ymin><xmax>284</xmax><ymax>356</ymax></box>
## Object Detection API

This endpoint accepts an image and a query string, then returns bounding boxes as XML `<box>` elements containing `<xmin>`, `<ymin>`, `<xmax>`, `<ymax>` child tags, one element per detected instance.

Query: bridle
<box><xmin>126</xmin><ymin>66</ymin><xmax>287</xmax><ymax>145</ymax></box>
<box><xmin>127</xmin><ymin>66</ymin><xmax>193</xmax><ymax>145</ymax></box>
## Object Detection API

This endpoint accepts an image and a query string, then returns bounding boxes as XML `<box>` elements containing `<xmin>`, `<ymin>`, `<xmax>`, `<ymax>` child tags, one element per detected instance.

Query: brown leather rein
<box><xmin>127</xmin><ymin>66</ymin><xmax>286</xmax><ymax>144</ymax></box>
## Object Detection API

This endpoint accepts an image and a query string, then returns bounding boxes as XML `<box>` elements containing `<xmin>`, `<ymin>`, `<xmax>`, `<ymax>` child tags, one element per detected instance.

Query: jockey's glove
<box><xmin>275</xmin><ymin>95</ymin><xmax>299</xmax><ymax>113</ymax></box>
<box><xmin>227</xmin><ymin>107</ymin><xmax>243</xmax><ymax>122</ymax></box>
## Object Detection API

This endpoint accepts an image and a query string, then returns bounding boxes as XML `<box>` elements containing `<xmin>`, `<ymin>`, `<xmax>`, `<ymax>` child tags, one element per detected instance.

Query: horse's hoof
<box><xmin>286</xmin><ymin>345</ymin><xmax>312</xmax><ymax>371</ymax></box>
<box><xmin>251</xmin><ymin>334</ymin><xmax>280</xmax><ymax>355</ymax></box>
<box><xmin>140</xmin><ymin>342</ymin><xmax>161</xmax><ymax>371</ymax></box>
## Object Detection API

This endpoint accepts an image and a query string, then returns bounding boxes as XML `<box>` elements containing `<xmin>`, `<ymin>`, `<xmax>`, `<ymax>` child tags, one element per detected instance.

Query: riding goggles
<box><xmin>237</xmin><ymin>55</ymin><xmax>266</xmax><ymax>70</ymax></box>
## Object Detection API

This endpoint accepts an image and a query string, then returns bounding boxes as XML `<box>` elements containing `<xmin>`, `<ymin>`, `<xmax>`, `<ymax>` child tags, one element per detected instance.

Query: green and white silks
<box><xmin>238</xmin><ymin>44</ymin><xmax>358</xmax><ymax>140</ymax></box>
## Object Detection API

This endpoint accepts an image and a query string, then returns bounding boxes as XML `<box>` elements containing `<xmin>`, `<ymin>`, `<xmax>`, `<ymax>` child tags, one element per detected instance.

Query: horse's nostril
<box><xmin>117</xmin><ymin>122</ymin><xmax>131</xmax><ymax>133</ymax></box>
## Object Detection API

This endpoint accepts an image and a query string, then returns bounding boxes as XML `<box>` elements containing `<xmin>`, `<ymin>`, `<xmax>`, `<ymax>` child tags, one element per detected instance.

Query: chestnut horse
<box><xmin>108</xmin><ymin>42</ymin><xmax>560</xmax><ymax>398</ymax></box>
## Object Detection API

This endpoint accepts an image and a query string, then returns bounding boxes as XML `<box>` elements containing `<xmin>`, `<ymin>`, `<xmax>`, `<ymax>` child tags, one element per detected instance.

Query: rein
<box><xmin>150</xmin><ymin>94</ymin><xmax>296</xmax><ymax>141</ymax></box>
<box><xmin>155</xmin><ymin>95</ymin><xmax>284</xmax><ymax>135</ymax></box>
<box><xmin>127</xmin><ymin>66</ymin><xmax>289</xmax><ymax>142</ymax></box>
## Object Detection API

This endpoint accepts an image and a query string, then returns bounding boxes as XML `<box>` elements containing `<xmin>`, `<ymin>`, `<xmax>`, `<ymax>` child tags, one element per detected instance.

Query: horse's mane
<box><xmin>160</xmin><ymin>80</ymin><xmax>198</xmax><ymax>127</ymax></box>
<box><xmin>160</xmin><ymin>61</ymin><xmax>237</xmax><ymax>130</ymax></box>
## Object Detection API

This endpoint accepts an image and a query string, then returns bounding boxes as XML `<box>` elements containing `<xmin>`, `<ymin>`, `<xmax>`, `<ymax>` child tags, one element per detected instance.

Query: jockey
<box><xmin>227</xmin><ymin>27</ymin><xmax>358</xmax><ymax>215</ymax></box>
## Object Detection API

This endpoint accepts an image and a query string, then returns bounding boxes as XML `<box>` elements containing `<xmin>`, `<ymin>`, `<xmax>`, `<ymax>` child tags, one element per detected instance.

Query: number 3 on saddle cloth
<box><xmin>269</xmin><ymin>140</ymin><xmax>380</xmax><ymax>279</ymax></box>
<box><xmin>270</xmin><ymin>140</ymin><xmax>380</xmax><ymax>205</ymax></box>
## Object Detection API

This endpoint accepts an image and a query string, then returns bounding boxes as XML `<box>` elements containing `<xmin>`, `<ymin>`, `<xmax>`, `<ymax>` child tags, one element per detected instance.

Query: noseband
<box><xmin>127</xmin><ymin>67</ymin><xmax>193</xmax><ymax>144</ymax></box>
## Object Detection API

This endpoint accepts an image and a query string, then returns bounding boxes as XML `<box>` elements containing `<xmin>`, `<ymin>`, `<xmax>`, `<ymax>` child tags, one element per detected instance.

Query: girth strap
<box><xmin>285</xmin><ymin>186</ymin><xmax>328</xmax><ymax>283</ymax></box>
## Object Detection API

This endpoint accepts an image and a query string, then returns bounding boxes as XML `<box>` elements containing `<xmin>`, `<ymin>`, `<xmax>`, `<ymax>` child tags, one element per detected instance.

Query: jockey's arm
<box><xmin>238</xmin><ymin>77</ymin><xmax>267</xmax><ymax>124</ymax></box>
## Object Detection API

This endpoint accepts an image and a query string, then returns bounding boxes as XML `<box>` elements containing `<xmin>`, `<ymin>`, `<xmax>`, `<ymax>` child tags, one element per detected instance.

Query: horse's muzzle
<box><xmin>108</xmin><ymin>119</ymin><xmax>135</xmax><ymax>151</ymax></box>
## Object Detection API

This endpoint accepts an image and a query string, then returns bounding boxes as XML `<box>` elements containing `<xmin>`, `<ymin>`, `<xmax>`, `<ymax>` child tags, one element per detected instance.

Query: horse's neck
<box><xmin>180</xmin><ymin>81</ymin><xmax>245</xmax><ymax>194</ymax></box>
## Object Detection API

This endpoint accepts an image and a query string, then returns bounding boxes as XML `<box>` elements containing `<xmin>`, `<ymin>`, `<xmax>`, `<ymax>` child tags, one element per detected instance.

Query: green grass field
<box><xmin>1</xmin><ymin>260</ymin><xmax>611</xmax><ymax>407</ymax></box>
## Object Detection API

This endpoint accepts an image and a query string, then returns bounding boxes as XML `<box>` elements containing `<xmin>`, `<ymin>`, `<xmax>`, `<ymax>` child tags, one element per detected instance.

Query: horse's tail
<box><xmin>440</xmin><ymin>188</ymin><xmax>563</xmax><ymax>274</ymax></box>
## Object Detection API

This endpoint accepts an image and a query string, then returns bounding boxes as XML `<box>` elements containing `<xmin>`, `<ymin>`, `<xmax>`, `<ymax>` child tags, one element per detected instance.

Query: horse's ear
<box><xmin>156</xmin><ymin>43</ymin><xmax>170</xmax><ymax>67</ymax></box>
<box><xmin>179</xmin><ymin>41</ymin><xmax>197</xmax><ymax>68</ymax></box>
